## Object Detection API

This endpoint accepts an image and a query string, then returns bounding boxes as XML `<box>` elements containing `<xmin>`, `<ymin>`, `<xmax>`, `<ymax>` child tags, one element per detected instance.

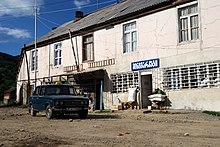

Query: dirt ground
<box><xmin>0</xmin><ymin>107</ymin><xmax>220</xmax><ymax>147</ymax></box>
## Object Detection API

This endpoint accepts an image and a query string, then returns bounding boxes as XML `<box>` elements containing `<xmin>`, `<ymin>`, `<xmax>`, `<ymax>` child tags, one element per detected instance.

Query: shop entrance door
<box><xmin>141</xmin><ymin>75</ymin><xmax>152</xmax><ymax>108</ymax></box>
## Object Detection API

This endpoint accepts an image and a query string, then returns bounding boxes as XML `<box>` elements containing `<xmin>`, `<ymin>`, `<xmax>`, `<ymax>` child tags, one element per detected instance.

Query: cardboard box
<box><xmin>111</xmin><ymin>105</ymin><xmax>123</xmax><ymax>110</ymax></box>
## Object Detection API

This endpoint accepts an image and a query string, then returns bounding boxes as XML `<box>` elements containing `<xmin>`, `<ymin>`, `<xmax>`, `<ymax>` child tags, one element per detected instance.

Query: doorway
<box><xmin>141</xmin><ymin>75</ymin><xmax>152</xmax><ymax>108</ymax></box>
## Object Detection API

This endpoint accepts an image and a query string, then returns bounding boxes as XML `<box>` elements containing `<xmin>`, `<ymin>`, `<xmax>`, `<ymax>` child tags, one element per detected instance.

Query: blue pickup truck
<box><xmin>28</xmin><ymin>84</ymin><xmax>89</xmax><ymax>119</ymax></box>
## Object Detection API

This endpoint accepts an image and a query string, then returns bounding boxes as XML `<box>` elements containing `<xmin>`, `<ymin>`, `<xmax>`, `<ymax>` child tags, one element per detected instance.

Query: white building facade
<box><xmin>17</xmin><ymin>0</ymin><xmax>220</xmax><ymax>111</ymax></box>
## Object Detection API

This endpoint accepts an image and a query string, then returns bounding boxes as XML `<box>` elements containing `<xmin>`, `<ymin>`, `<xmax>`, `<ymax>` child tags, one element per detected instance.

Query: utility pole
<box><xmin>34</xmin><ymin>0</ymin><xmax>37</xmax><ymax>88</ymax></box>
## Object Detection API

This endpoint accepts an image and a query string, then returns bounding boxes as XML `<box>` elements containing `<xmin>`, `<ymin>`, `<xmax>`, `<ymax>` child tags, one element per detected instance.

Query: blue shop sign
<box><xmin>131</xmin><ymin>58</ymin><xmax>160</xmax><ymax>71</ymax></box>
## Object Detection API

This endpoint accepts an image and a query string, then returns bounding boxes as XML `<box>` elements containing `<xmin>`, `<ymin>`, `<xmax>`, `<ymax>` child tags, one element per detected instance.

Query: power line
<box><xmin>40</xmin><ymin>0</ymin><xmax>117</xmax><ymax>14</ymax></box>
<box><xmin>37</xmin><ymin>16</ymin><xmax>52</xmax><ymax>31</ymax></box>
<box><xmin>37</xmin><ymin>16</ymin><xmax>61</xmax><ymax>26</ymax></box>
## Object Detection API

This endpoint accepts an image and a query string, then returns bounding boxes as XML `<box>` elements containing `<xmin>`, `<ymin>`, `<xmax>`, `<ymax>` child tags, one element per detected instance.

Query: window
<box><xmin>33</xmin><ymin>86</ymin><xmax>40</xmax><ymax>95</ymax></box>
<box><xmin>83</xmin><ymin>34</ymin><xmax>94</xmax><ymax>62</ymax></box>
<box><xmin>45</xmin><ymin>85</ymin><xmax>76</xmax><ymax>95</ymax></box>
<box><xmin>31</xmin><ymin>49</ymin><xmax>38</xmax><ymax>71</ymax></box>
<box><xmin>178</xmin><ymin>3</ymin><xmax>199</xmax><ymax>42</ymax></box>
<box><xmin>163</xmin><ymin>61</ymin><xmax>220</xmax><ymax>90</ymax></box>
<box><xmin>111</xmin><ymin>72</ymin><xmax>139</xmax><ymax>93</ymax></box>
<box><xmin>123</xmin><ymin>21</ymin><xmax>137</xmax><ymax>53</ymax></box>
<box><xmin>54</xmin><ymin>43</ymin><xmax>62</xmax><ymax>66</ymax></box>
<box><xmin>39</xmin><ymin>86</ymin><xmax>45</xmax><ymax>95</ymax></box>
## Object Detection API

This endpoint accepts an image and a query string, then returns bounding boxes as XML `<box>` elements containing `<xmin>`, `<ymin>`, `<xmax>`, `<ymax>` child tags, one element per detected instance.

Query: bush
<box><xmin>202</xmin><ymin>110</ymin><xmax>220</xmax><ymax>116</ymax></box>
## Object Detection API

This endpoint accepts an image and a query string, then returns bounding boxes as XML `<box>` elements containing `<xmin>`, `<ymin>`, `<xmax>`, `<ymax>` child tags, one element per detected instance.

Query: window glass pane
<box><xmin>181</xmin><ymin>30</ymin><xmax>188</xmax><ymax>41</ymax></box>
<box><xmin>180</xmin><ymin>18</ymin><xmax>188</xmax><ymax>30</ymax></box>
<box><xmin>131</xmin><ymin>22</ymin><xmax>136</xmax><ymax>30</ymax></box>
<box><xmin>125</xmin><ymin>43</ymin><xmax>130</xmax><ymax>52</ymax></box>
<box><xmin>191</xmin><ymin>28</ymin><xmax>199</xmax><ymax>40</ymax></box>
<box><xmin>132</xmin><ymin>31</ymin><xmax>137</xmax><ymax>41</ymax></box>
<box><xmin>179</xmin><ymin>7</ymin><xmax>188</xmax><ymax>16</ymax></box>
<box><xmin>191</xmin><ymin>15</ymin><xmax>198</xmax><ymax>27</ymax></box>
<box><xmin>36</xmin><ymin>59</ymin><xmax>38</xmax><ymax>70</ymax></box>
<box><xmin>85</xmin><ymin>36</ymin><xmax>92</xmax><ymax>42</ymax></box>
<box><xmin>54</xmin><ymin>59</ymin><xmax>58</xmax><ymax>66</ymax></box>
<box><xmin>55</xmin><ymin>50</ymin><xmax>58</xmax><ymax>58</ymax></box>
<box><xmin>132</xmin><ymin>42</ymin><xmax>137</xmax><ymax>51</ymax></box>
<box><xmin>59</xmin><ymin>50</ymin><xmax>62</xmax><ymax>57</ymax></box>
<box><xmin>191</xmin><ymin>15</ymin><xmax>199</xmax><ymax>40</ymax></box>
<box><xmin>125</xmin><ymin>33</ymin><xmax>130</xmax><ymax>42</ymax></box>
<box><xmin>124</xmin><ymin>24</ymin><xmax>130</xmax><ymax>31</ymax></box>
<box><xmin>189</xmin><ymin>4</ymin><xmax>198</xmax><ymax>14</ymax></box>
<box><xmin>59</xmin><ymin>58</ymin><xmax>62</xmax><ymax>65</ymax></box>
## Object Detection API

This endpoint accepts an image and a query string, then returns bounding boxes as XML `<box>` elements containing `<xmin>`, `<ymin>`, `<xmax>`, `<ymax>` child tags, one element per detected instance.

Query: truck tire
<box><xmin>45</xmin><ymin>105</ymin><xmax>54</xmax><ymax>119</ymax></box>
<box><xmin>30</xmin><ymin>105</ymin><xmax>37</xmax><ymax>117</ymax></box>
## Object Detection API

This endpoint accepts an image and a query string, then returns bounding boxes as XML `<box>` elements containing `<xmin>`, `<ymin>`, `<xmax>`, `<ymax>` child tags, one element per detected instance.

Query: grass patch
<box><xmin>203</xmin><ymin>110</ymin><xmax>220</xmax><ymax>116</ymax></box>
<box><xmin>94</xmin><ymin>109</ymin><xmax>112</xmax><ymax>113</ymax></box>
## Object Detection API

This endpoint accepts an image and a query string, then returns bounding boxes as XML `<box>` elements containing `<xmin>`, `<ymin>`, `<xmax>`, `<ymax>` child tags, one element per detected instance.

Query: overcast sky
<box><xmin>0</xmin><ymin>0</ymin><xmax>118</xmax><ymax>56</ymax></box>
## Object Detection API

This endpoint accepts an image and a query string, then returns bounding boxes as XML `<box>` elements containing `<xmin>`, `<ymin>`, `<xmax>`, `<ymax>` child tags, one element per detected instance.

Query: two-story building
<box><xmin>17</xmin><ymin>0</ymin><xmax>220</xmax><ymax>111</ymax></box>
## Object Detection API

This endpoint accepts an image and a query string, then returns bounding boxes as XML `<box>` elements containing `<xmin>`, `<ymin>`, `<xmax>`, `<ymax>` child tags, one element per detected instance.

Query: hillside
<box><xmin>0</xmin><ymin>52</ymin><xmax>19</xmax><ymax>100</ymax></box>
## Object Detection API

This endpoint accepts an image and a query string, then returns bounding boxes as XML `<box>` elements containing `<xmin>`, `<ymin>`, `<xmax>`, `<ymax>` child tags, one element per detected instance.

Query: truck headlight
<box><xmin>55</xmin><ymin>101</ymin><xmax>59</xmax><ymax>105</ymax></box>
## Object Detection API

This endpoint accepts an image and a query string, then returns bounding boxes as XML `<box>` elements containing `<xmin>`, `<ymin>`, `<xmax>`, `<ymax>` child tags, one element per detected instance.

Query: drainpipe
<box><xmin>48</xmin><ymin>44</ymin><xmax>51</xmax><ymax>80</ymax></box>
<box><xmin>138</xmin><ymin>71</ymin><xmax>142</xmax><ymax>109</ymax></box>
<box><xmin>75</xmin><ymin>37</ymin><xmax>80</xmax><ymax>70</ymax></box>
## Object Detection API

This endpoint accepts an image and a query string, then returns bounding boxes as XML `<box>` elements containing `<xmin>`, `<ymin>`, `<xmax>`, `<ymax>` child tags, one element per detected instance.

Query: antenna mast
<box><xmin>97</xmin><ymin>0</ymin><xmax>99</xmax><ymax>9</ymax></box>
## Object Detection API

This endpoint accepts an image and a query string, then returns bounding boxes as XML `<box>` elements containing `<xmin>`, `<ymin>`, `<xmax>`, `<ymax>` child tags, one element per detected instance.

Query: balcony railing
<box><xmin>88</xmin><ymin>58</ymin><xmax>115</xmax><ymax>68</ymax></box>
<box><xmin>63</xmin><ymin>64</ymin><xmax>83</xmax><ymax>72</ymax></box>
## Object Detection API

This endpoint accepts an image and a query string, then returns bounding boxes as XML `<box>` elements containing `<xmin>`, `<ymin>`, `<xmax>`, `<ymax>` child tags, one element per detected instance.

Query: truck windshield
<box><xmin>46</xmin><ymin>85</ymin><xmax>76</xmax><ymax>95</ymax></box>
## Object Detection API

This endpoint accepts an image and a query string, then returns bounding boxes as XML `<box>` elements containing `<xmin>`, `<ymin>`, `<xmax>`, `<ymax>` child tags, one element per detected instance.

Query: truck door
<box><xmin>30</xmin><ymin>86</ymin><xmax>40</xmax><ymax>110</ymax></box>
<box><xmin>38</xmin><ymin>86</ymin><xmax>46</xmax><ymax>111</ymax></box>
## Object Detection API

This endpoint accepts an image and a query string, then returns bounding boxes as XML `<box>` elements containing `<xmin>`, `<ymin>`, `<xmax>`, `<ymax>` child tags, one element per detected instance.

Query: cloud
<box><xmin>0</xmin><ymin>38</ymin><xmax>9</xmax><ymax>43</ymax></box>
<box><xmin>0</xmin><ymin>26</ymin><xmax>31</xmax><ymax>39</ymax></box>
<box><xmin>0</xmin><ymin>0</ymin><xmax>43</xmax><ymax>17</ymax></box>
<box><xmin>74</xmin><ymin>0</ymin><xmax>90</xmax><ymax>10</ymax></box>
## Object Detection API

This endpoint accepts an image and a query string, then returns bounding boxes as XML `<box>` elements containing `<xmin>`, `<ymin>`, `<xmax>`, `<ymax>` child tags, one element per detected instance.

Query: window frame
<box><xmin>82</xmin><ymin>34</ymin><xmax>94</xmax><ymax>62</ymax></box>
<box><xmin>31</xmin><ymin>49</ymin><xmax>38</xmax><ymax>71</ymax></box>
<box><xmin>123</xmin><ymin>21</ymin><xmax>137</xmax><ymax>53</ymax></box>
<box><xmin>178</xmin><ymin>1</ymin><xmax>199</xmax><ymax>43</ymax></box>
<box><xmin>54</xmin><ymin>42</ymin><xmax>62</xmax><ymax>67</ymax></box>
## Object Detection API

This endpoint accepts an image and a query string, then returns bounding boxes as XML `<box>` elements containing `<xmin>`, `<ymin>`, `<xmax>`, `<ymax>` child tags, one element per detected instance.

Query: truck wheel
<box><xmin>45</xmin><ymin>105</ymin><xmax>54</xmax><ymax>119</ymax></box>
<box><xmin>30</xmin><ymin>105</ymin><xmax>36</xmax><ymax>117</ymax></box>
<box><xmin>78</xmin><ymin>110</ymin><xmax>88</xmax><ymax>119</ymax></box>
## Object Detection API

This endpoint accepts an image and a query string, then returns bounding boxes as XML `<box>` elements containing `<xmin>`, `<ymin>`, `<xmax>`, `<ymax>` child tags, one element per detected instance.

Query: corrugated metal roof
<box><xmin>26</xmin><ymin>0</ymin><xmax>174</xmax><ymax>48</ymax></box>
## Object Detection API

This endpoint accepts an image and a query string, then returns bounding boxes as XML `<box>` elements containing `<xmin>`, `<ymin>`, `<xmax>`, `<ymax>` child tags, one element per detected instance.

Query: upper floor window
<box><xmin>123</xmin><ymin>21</ymin><xmax>137</xmax><ymax>53</ymax></box>
<box><xmin>83</xmin><ymin>34</ymin><xmax>94</xmax><ymax>62</ymax></box>
<box><xmin>178</xmin><ymin>3</ymin><xmax>199</xmax><ymax>42</ymax></box>
<box><xmin>54</xmin><ymin>43</ymin><xmax>62</xmax><ymax>66</ymax></box>
<box><xmin>31</xmin><ymin>49</ymin><xmax>38</xmax><ymax>71</ymax></box>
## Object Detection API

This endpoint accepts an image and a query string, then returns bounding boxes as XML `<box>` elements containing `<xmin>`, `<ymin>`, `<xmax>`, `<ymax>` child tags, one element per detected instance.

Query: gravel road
<box><xmin>0</xmin><ymin>107</ymin><xmax>220</xmax><ymax>147</ymax></box>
